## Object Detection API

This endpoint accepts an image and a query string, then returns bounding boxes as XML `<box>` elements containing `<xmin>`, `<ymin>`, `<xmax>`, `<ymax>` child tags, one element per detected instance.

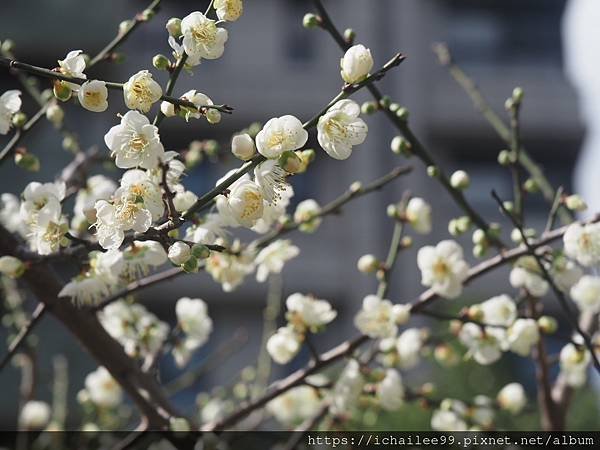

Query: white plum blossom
<box><xmin>509</xmin><ymin>257</ymin><xmax>549</xmax><ymax>297</ymax></box>
<box><xmin>0</xmin><ymin>193</ymin><xmax>25</xmax><ymax>235</ymax></box>
<box><xmin>563</xmin><ymin>222</ymin><xmax>600</xmax><ymax>267</ymax></box>
<box><xmin>0</xmin><ymin>256</ymin><xmax>24</xmax><ymax>278</ymax></box>
<box><xmin>181</xmin><ymin>12</ymin><xmax>228</xmax><ymax>63</ymax></box>
<box><xmin>329</xmin><ymin>359</ymin><xmax>364</xmax><ymax>416</ymax></box>
<box><xmin>340</xmin><ymin>44</ymin><xmax>373</xmax><ymax>84</ymax></box>
<box><xmin>431</xmin><ymin>409</ymin><xmax>467</xmax><ymax>432</ymax></box>
<box><xmin>231</xmin><ymin>133</ymin><xmax>256</xmax><ymax>160</ymax></box>
<box><xmin>120</xmin><ymin>241</ymin><xmax>168</xmax><ymax>279</ymax></box>
<box><xmin>459</xmin><ymin>323</ymin><xmax>504</xmax><ymax>365</ymax></box>
<box><xmin>253</xmin><ymin>184</ymin><xmax>294</xmax><ymax>234</ymax></box>
<box><xmin>77</xmin><ymin>80</ymin><xmax>108</xmax><ymax>112</ymax></box>
<box><xmin>168</xmin><ymin>241</ymin><xmax>192</xmax><ymax>265</ymax></box>
<box><xmin>266</xmin><ymin>326</ymin><xmax>302</xmax><ymax>364</ymax></box>
<box><xmin>32</xmin><ymin>210</ymin><xmax>68</xmax><ymax>255</ymax></box>
<box><xmin>20</xmin><ymin>181</ymin><xmax>66</xmax><ymax>226</ymax></box>
<box><xmin>507</xmin><ymin>318</ymin><xmax>540</xmax><ymax>356</ymax></box>
<box><xmin>73</xmin><ymin>175</ymin><xmax>116</xmax><ymax>223</ymax></box>
<box><xmin>405</xmin><ymin>197</ymin><xmax>432</xmax><ymax>234</ymax></box>
<box><xmin>354</xmin><ymin>295</ymin><xmax>404</xmax><ymax>339</ymax></box>
<box><xmin>0</xmin><ymin>90</ymin><xmax>22</xmax><ymax>135</ymax></box>
<box><xmin>59</xmin><ymin>274</ymin><xmax>111</xmax><ymax>306</ymax></box>
<box><xmin>479</xmin><ymin>294</ymin><xmax>517</xmax><ymax>327</ymax></box>
<box><xmin>123</xmin><ymin>70</ymin><xmax>162</xmax><ymax>113</ymax></box>
<box><xmin>254</xmin><ymin>160</ymin><xmax>288</xmax><ymax>204</ymax></box>
<box><xmin>559</xmin><ymin>343</ymin><xmax>591</xmax><ymax>388</ymax></box>
<box><xmin>214</xmin><ymin>0</ymin><xmax>243</xmax><ymax>22</ymax></box>
<box><xmin>395</xmin><ymin>328</ymin><xmax>425</xmax><ymax>369</ymax></box>
<box><xmin>19</xmin><ymin>401</ymin><xmax>51</xmax><ymax>430</ymax></box>
<box><xmin>176</xmin><ymin>297</ymin><xmax>213</xmax><ymax>347</ymax></box>
<box><xmin>317</xmin><ymin>99</ymin><xmax>368</xmax><ymax>160</ymax></box>
<box><xmin>58</xmin><ymin>50</ymin><xmax>86</xmax><ymax>89</ymax></box>
<box><xmin>497</xmin><ymin>383</ymin><xmax>526</xmax><ymax>414</ymax></box>
<box><xmin>551</xmin><ymin>256</ymin><xmax>583</xmax><ymax>292</ymax></box>
<box><xmin>285</xmin><ymin>292</ymin><xmax>337</xmax><ymax>331</ymax></box>
<box><xmin>84</xmin><ymin>367</ymin><xmax>123</xmax><ymax>408</ymax></box>
<box><xmin>173</xmin><ymin>189</ymin><xmax>198</xmax><ymax>212</ymax></box>
<box><xmin>205</xmin><ymin>250</ymin><xmax>254</xmax><ymax>292</ymax></box>
<box><xmin>104</xmin><ymin>110</ymin><xmax>164</xmax><ymax>169</ymax></box>
<box><xmin>417</xmin><ymin>240</ymin><xmax>469</xmax><ymax>299</ymax></box>
<box><xmin>255</xmin><ymin>115</ymin><xmax>308</xmax><ymax>159</ymax></box>
<box><xmin>293</xmin><ymin>199</ymin><xmax>322</xmax><ymax>232</ymax></box>
<box><xmin>180</xmin><ymin>89</ymin><xmax>221</xmax><ymax>123</ymax></box>
<box><xmin>254</xmin><ymin>239</ymin><xmax>299</xmax><ymax>282</ymax></box>
<box><xmin>267</xmin><ymin>385</ymin><xmax>322</xmax><ymax>425</ymax></box>
<box><xmin>216</xmin><ymin>173</ymin><xmax>264</xmax><ymax>228</ymax></box>
<box><xmin>377</xmin><ymin>369</ymin><xmax>405</xmax><ymax>411</ymax></box>
<box><xmin>570</xmin><ymin>275</ymin><xmax>600</xmax><ymax>313</ymax></box>
<box><xmin>185</xmin><ymin>213</ymin><xmax>227</xmax><ymax>245</ymax></box>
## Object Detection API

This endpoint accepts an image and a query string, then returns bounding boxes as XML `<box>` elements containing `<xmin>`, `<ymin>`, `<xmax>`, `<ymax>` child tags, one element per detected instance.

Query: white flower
<box><xmin>176</xmin><ymin>297</ymin><xmax>213</xmax><ymax>346</ymax></box>
<box><xmin>340</xmin><ymin>44</ymin><xmax>373</xmax><ymax>84</ymax></box>
<box><xmin>459</xmin><ymin>323</ymin><xmax>504</xmax><ymax>365</ymax></box>
<box><xmin>293</xmin><ymin>199</ymin><xmax>322</xmax><ymax>232</ymax></box>
<box><xmin>559</xmin><ymin>343</ymin><xmax>590</xmax><ymax>387</ymax></box>
<box><xmin>563</xmin><ymin>222</ymin><xmax>600</xmax><ymax>267</ymax></box>
<box><xmin>180</xmin><ymin>89</ymin><xmax>220</xmax><ymax>123</ymax></box>
<box><xmin>0</xmin><ymin>256</ymin><xmax>24</xmax><ymax>278</ymax></box>
<box><xmin>431</xmin><ymin>409</ymin><xmax>467</xmax><ymax>432</ymax></box>
<box><xmin>216</xmin><ymin>175</ymin><xmax>264</xmax><ymax>228</ymax></box>
<box><xmin>252</xmin><ymin>184</ymin><xmax>293</xmax><ymax>234</ymax></box>
<box><xmin>205</xmin><ymin>250</ymin><xmax>254</xmax><ymax>292</ymax></box>
<box><xmin>266</xmin><ymin>326</ymin><xmax>302</xmax><ymax>364</ymax></box>
<box><xmin>354</xmin><ymin>295</ymin><xmax>399</xmax><ymax>338</ymax></box>
<box><xmin>32</xmin><ymin>210</ymin><xmax>67</xmax><ymax>255</ymax></box>
<box><xmin>58</xmin><ymin>50</ymin><xmax>86</xmax><ymax>89</ymax></box>
<box><xmin>395</xmin><ymin>328</ymin><xmax>425</xmax><ymax>369</ymax></box>
<box><xmin>417</xmin><ymin>240</ymin><xmax>469</xmax><ymax>299</ymax></box>
<box><xmin>20</xmin><ymin>181</ymin><xmax>66</xmax><ymax>226</ymax></box>
<box><xmin>84</xmin><ymin>367</ymin><xmax>123</xmax><ymax>408</ymax></box>
<box><xmin>378</xmin><ymin>369</ymin><xmax>405</xmax><ymax>411</ymax></box>
<box><xmin>19</xmin><ymin>401</ymin><xmax>51</xmax><ymax>430</ymax></box>
<box><xmin>267</xmin><ymin>385</ymin><xmax>322</xmax><ymax>425</ymax></box>
<box><xmin>120</xmin><ymin>241</ymin><xmax>167</xmax><ymax>279</ymax></box>
<box><xmin>509</xmin><ymin>257</ymin><xmax>548</xmax><ymax>297</ymax></box>
<box><xmin>254</xmin><ymin>160</ymin><xmax>288</xmax><ymax>204</ymax></box>
<box><xmin>77</xmin><ymin>80</ymin><xmax>108</xmax><ymax>112</ymax></box>
<box><xmin>105</xmin><ymin>110</ymin><xmax>164</xmax><ymax>169</ymax></box>
<box><xmin>173</xmin><ymin>190</ymin><xmax>198</xmax><ymax>212</ymax></box>
<box><xmin>317</xmin><ymin>99</ymin><xmax>367</xmax><ymax>160</ymax></box>
<box><xmin>1</xmin><ymin>193</ymin><xmax>25</xmax><ymax>235</ymax></box>
<box><xmin>285</xmin><ymin>292</ymin><xmax>337</xmax><ymax>331</ymax></box>
<box><xmin>123</xmin><ymin>70</ymin><xmax>162</xmax><ymax>113</ymax></box>
<box><xmin>471</xmin><ymin>396</ymin><xmax>495</xmax><ymax>427</ymax></box>
<box><xmin>58</xmin><ymin>275</ymin><xmax>110</xmax><ymax>306</ymax></box>
<box><xmin>160</xmin><ymin>101</ymin><xmax>175</xmax><ymax>117</ymax></box>
<box><xmin>497</xmin><ymin>383</ymin><xmax>526</xmax><ymax>414</ymax></box>
<box><xmin>0</xmin><ymin>90</ymin><xmax>22</xmax><ymax>134</ymax></box>
<box><xmin>255</xmin><ymin>239</ymin><xmax>299</xmax><ymax>282</ymax></box>
<box><xmin>255</xmin><ymin>115</ymin><xmax>308</xmax><ymax>159</ymax></box>
<box><xmin>214</xmin><ymin>0</ymin><xmax>243</xmax><ymax>22</ymax></box>
<box><xmin>507</xmin><ymin>318</ymin><xmax>539</xmax><ymax>356</ymax></box>
<box><xmin>405</xmin><ymin>197</ymin><xmax>432</xmax><ymax>234</ymax></box>
<box><xmin>479</xmin><ymin>294</ymin><xmax>517</xmax><ymax>327</ymax></box>
<box><xmin>168</xmin><ymin>242</ymin><xmax>192</xmax><ymax>265</ymax></box>
<box><xmin>551</xmin><ymin>256</ymin><xmax>583</xmax><ymax>292</ymax></box>
<box><xmin>231</xmin><ymin>133</ymin><xmax>255</xmax><ymax>160</ymax></box>
<box><xmin>185</xmin><ymin>213</ymin><xmax>226</xmax><ymax>245</ymax></box>
<box><xmin>570</xmin><ymin>275</ymin><xmax>600</xmax><ymax>313</ymax></box>
<box><xmin>73</xmin><ymin>175</ymin><xmax>116</xmax><ymax>223</ymax></box>
<box><xmin>329</xmin><ymin>359</ymin><xmax>364</xmax><ymax>416</ymax></box>
<box><xmin>181</xmin><ymin>12</ymin><xmax>228</xmax><ymax>62</ymax></box>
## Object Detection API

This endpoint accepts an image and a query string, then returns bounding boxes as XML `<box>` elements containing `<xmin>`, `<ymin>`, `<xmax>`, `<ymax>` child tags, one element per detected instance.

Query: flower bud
<box><xmin>341</xmin><ymin>44</ymin><xmax>373</xmax><ymax>84</ymax></box>
<box><xmin>450</xmin><ymin>170</ymin><xmax>470</xmax><ymax>190</ymax></box>
<box><xmin>361</xmin><ymin>101</ymin><xmax>378</xmax><ymax>115</ymax></box>
<box><xmin>565</xmin><ymin>194</ymin><xmax>587</xmax><ymax>212</ymax></box>
<box><xmin>401</xmin><ymin>236</ymin><xmax>413</xmax><ymax>248</ymax></box>
<box><xmin>206</xmin><ymin>109</ymin><xmax>221</xmax><ymax>125</ymax></box>
<box><xmin>523</xmin><ymin>178</ymin><xmax>539</xmax><ymax>194</ymax></box>
<box><xmin>389</xmin><ymin>102</ymin><xmax>401</xmax><ymax>113</ymax></box>
<box><xmin>204</xmin><ymin>140</ymin><xmax>219</xmax><ymax>157</ymax></box>
<box><xmin>537</xmin><ymin>316</ymin><xmax>558</xmax><ymax>335</ymax></box>
<box><xmin>379</xmin><ymin>96</ymin><xmax>392</xmax><ymax>109</ymax></box>
<box><xmin>344</xmin><ymin>28</ymin><xmax>356</xmax><ymax>43</ymax></box>
<box><xmin>512</xmin><ymin>86</ymin><xmax>524</xmax><ymax>105</ymax></box>
<box><xmin>349</xmin><ymin>181</ymin><xmax>362</xmax><ymax>193</ymax></box>
<box><xmin>434</xmin><ymin>344</ymin><xmax>458</xmax><ymax>367</ymax></box>
<box><xmin>390</xmin><ymin>136</ymin><xmax>411</xmax><ymax>156</ymax></box>
<box><xmin>357</xmin><ymin>254</ymin><xmax>379</xmax><ymax>273</ymax></box>
<box><xmin>173</xmin><ymin>191</ymin><xmax>198</xmax><ymax>212</ymax></box>
<box><xmin>302</xmin><ymin>13</ymin><xmax>319</xmax><ymax>29</ymax></box>
<box><xmin>168</xmin><ymin>242</ymin><xmax>192</xmax><ymax>265</ymax></box>
<box><xmin>19</xmin><ymin>401</ymin><xmax>50</xmax><ymax>430</ymax></box>
<box><xmin>392</xmin><ymin>304</ymin><xmax>411</xmax><ymax>325</ymax></box>
<box><xmin>14</xmin><ymin>152</ymin><xmax>40</xmax><ymax>172</ymax></box>
<box><xmin>472</xmin><ymin>229</ymin><xmax>486</xmax><ymax>245</ymax></box>
<box><xmin>53</xmin><ymin>81</ymin><xmax>72</xmax><ymax>102</ymax></box>
<box><xmin>300</xmin><ymin>148</ymin><xmax>316</xmax><ymax>164</ymax></box>
<box><xmin>118</xmin><ymin>20</ymin><xmax>133</xmax><ymax>35</ymax></box>
<box><xmin>191</xmin><ymin>243</ymin><xmax>211</xmax><ymax>260</ymax></box>
<box><xmin>166</xmin><ymin>18</ymin><xmax>182</xmax><ymax>37</ymax></box>
<box><xmin>468</xmin><ymin>305</ymin><xmax>484</xmax><ymax>322</ymax></box>
<box><xmin>152</xmin><ymin>54</ymin><xmax>171</xmax><ymax>71</ymax></box>
<box><xmin>0</xmin><ymin>256</ymin><xmax>25</xmax><ymax>278</ymax></box>
<box><xmin>386</xmin><ymin>204</ymin><xmax>398</xmax><ymax>218</ymax></box>
<box><xmin>278</xmin><ymin>151</ymin><xmax>302</xmax><ymax>174</ymax></box>
<box><xmin>45</xmin><ymin>103</ymin><xmax>64</xmax><ymax>128</ymax></box>
<box><xmin>112</xmin><ymin>52</ymin><xmax>126</xmax><ymax>64</ymax></box>
<box><xmin>11</xmin><ymin>112</ymin><xmax>27</xmax><ymax>128</ymax></box>
<box><xmin>395</xmin><ymin>107</ymin><xmax>409</xmax><ymax>121</ymax></box>
<box><xmin>448</xmin><ymin>219</ymin><xmax>460</xmax><ymax>236</ymax></box>
<box><xmin>182</xmin><ymin>256</ymin><xmax>199</xmax><ymax>273</ymax></box>
<box><xmin>497</xmin><ymin>149</ymin><xmax>512</xmax><ymax>166</ymax></box>
<box><xmin>472</xmin><ymin>244</ymin><xmax>487</xmax><ymax>258</ymax></box>
<box><xmin>185</xmin><ymin>147</ymin><xmax>203</xmax><ymax>169</ymax></box>
<box><xmin>231</xmin><ymin>133</ymin><xmax>256</xmax><ymax>161</ymax></box>
<box><xmin>427</xmin><ymin>165</ymin><xmax>439</xmax><ymax>178</ymax></box>
<box><xmin>167</xmin><ymin>229</ymin><xmax>180</xmax><ymax>239</ymax></box>
<box><xmin>1</xmin><ymin>39</ymin><xmax>15</xmax><ymax>54</ymax></box>
<box><xmin>503</xmin><ymin>201</ymin><xmax>514</xmax><ymax>213</ymax></box>
<box><xmin>169</xmin><ymin>417</ymin><xmax>190</xmax><ymax>433</ymax></box>
<box><xmin>62</xmin><ymin>134</ymin><xmax>79</xmax><ymax>153</ymax></box>
<box><xmin>141</xmin><ymin>8</ymin><xmax>155</xmax><ymax>21</ymax></box>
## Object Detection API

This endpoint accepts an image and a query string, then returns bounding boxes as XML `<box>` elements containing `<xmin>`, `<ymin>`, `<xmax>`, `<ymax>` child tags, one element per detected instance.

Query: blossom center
<box><xmin>432</xmin><ymin>259</ymin><xmax>450</xmax><ymax>279</ymax></box>
<box><xmin>240</xmin><ymin>191</ymin><xmax>262</xmax><ymax>219</ymax></box>
<box><xmin>192</xmin><ymin>21</ymin><xmax>217</xmax><ymax>45</ymax></box>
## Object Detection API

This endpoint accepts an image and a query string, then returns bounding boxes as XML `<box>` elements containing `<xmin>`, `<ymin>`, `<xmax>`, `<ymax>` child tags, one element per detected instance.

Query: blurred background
<box><xmin>0</xmin><ymin>0</ymin><xmax>598</xmax><ymax>430</ymax></box>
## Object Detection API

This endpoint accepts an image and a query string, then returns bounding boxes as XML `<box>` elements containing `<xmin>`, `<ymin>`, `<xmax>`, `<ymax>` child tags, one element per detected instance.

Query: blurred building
<box><xmin>0</xmin><ymin>0</ymin><xmax>584</xmax><ymax>425</ymax></box>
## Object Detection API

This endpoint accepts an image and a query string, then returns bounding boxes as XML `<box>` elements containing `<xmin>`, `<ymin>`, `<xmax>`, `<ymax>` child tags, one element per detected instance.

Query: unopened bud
<box><xmin>523</xmin><ymin>178</ymin><xmax>539</xmax><ymax>194</ymax></box>
<box><xmin>119</xmin><ymin>20</ymin><xmax>133</xmax><ymax>35</ymax></box>
<box><xmin>46</xmin><ymin>103</ymin><xmax>64</xmax><ymax>128</ymax></box>
<box><xmin>53</xmin><ymin>81</ymin><xmax>72</xmax><ymax>102</ymax></box>
<box><xmin>343</xmin><ymin>28</ymin><xmax>356</xmax><ymax>43</ymax></box>
<box><xmin>450</xmin><ymin>170</ymin><xmax>470</xmax><ymax>190</ymax></box>
<box><xmin>361</xmin><ymin>101</ymin><xmax>378</xmax><ymax>115</ymax></box>
<box><xmin>497</xmin><ymin>149</ymin><xmax>512</xmax><ymax>166</ymax></box>
<box><xmin>472</xmin><ymin>229</ymin><xmax>486</xmax><ymax>245</ymax></box>
<box><xmin>472</xmin><ymin>244</ymin><xmax>487</xmax><ymax>258</ymax></box>
<box><xmin>455</xmin><ymin>216</ymin><xmax>471</xmax><ymax>234</ymax></box>
<box><xmin>204</xmin><ymin>140</ymin><xmax>219</xmax><ymax>157</ymax></box>
<box><xmin>379</xmin><ymin>96</ymin><xmax>392</xmax><ymax>109</ymax></box>
<box><xmin>191</xmin><ymin>244</ymin><xmax>211</xmax><ymax>260</ymax></box>
<box><xmin>537</xmin><ymin>316</ymin><xmax>557</xmax><ymax>335</ymax></box>
<box><xmin>502</xmin><ymin>201</ymin><xmax>514</xmax><ymax>213</ymax></box>
<box><xmin>62</xmin><ymin>134</ymin><xmax>79</xmax><ymax>153</ymax></box>
<box><xmin>166</xmin><ymin>18</ymin><xmax>182</xmax><ymax>37</ymax></box>
<box><xmin>141</xmin><ymin>8</ymin><xmax>155</xmax><ymax>21</ymax></box>
<box><xmin>206</xmin><ymin>109</ymin><xmax>221</xmax><ymax>124</ymax></box>
<box><xmin>389</xmin><ymin>103</ymin><xmax>401</xmax><ymax>113</ymax></box>
<box><xmin>1</xmin><ymin>39</ymin><xmax>15</xmax><ymax>54</ymax></box>
<box><xmin>0</xmin><ymin>256</ymin><xmax>25</xmax><ymax>278</ymax></box>
<box><xmin>185</xmin><ymin>147</ymin><xmax>203</xmax><ymax>169</ymax></box>
<box><xmin>357</xmin><ymin>254</ymin><xmax>379</xmax><ymax>273</ymax></box>
<box><xmin>279</xmin><ymin>150</ymin><xmax>302</xmax><ymax>174</ymax></box>
<box><xmin>15</xmin><ymin>152</ymin><xmax>40</xmax><ymax>172</ymax></box>
<box><xmin>427</xmin><ymin>165</ymin><xmax>439</xmax><ymax>178</ymax></box>
<box><xmin>152</xmin><ymin>54</ymin><xmax>170</xmax><ymax>71</ymax></box>
<box><xmin>231</xmin><ymin>133</ymin><xmax>256</xmax><ymax>161</ymax></box>
<box><xmin>401</xmin><ymin>236</ymin><xmax>413</xmax><ymax>248</ymax></box>
<box><xmin>395</xmin><ymin>107</ymin><xmax>409</xmax><ymax>121</ymax></box>
<box><xmin>349</xmin><ymin>181</ymin><xmax>362</xmax><ymax>193</ymax></box>
<box><xmin>387</xmin><ymin>204</ymin><xmax>398</xmax><ymax>218</ymax></box>
<box><xmin>390</xmin><ymin>136</ymin><xmax>411</xmax><ymax>156</ymax></box>
<box><xmin>11</xmin><ymin>112</ymin><xmax>27</xmax><ymax>128</ymax></box>
<box><xmin>182</xmin><ymin>256</ymin><xmax>199</xmax><ymax>273</ymax></box>
<box><xmin>468</xmin><ymin>305</ymin><xmax>484</xmax><ymax>322</ymax></box>
<box><xmin>564</xmin><ymin>194</ymin><xmax>587</xmax><ymax>212</ymax></box>
<box><xmin>302</xmin><ymin>13</ymin><xmax>319</xmax><ymax>29</ymax></box>
<box><xmin>512</xmin><ymin>87</ymin><xmax>524</xmax><ymax>105</ymax></box>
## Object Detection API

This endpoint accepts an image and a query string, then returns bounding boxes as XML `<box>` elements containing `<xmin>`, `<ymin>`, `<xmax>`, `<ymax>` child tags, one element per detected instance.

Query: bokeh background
<box><xmin>1</xmin><ymin>0</ymin><xmax>598</xmax><ymax>430</ymax></box>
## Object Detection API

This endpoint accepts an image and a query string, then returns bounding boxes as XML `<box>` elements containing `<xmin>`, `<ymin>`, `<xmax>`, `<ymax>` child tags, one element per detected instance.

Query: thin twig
<box><xmin>0</xmin><ymin>303</ymin><xmax>47</xmax><ymax>372</ymax></box>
